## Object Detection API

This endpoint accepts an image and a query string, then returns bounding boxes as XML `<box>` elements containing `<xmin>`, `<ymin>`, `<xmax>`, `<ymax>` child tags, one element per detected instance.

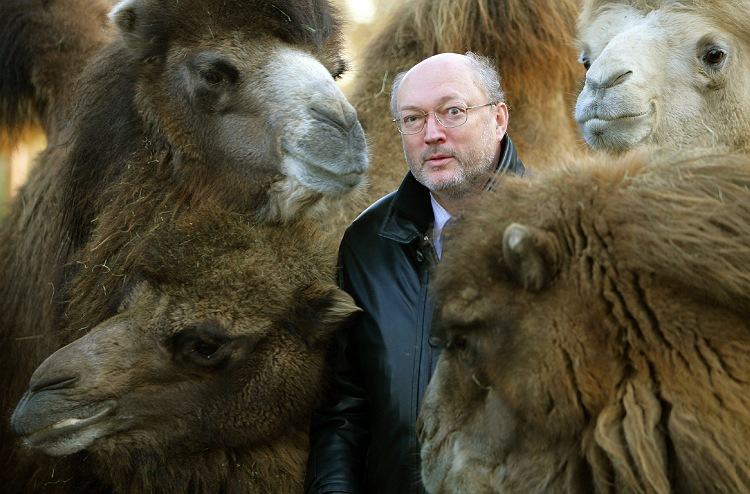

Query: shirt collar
<box><xmin>429</xmin><ymin>193</ymin><xmax>452</xmax><ymax>259</ymax></box>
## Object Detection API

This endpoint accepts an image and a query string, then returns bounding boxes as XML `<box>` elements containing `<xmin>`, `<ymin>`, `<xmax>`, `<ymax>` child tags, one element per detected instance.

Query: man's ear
<box><xmin>494</xmin><ymin>102</ymin><xmax>509</xmax><ymax>139</ymax></box>
<box><xmin>502</xmin><ymin>223</ymin><xmax>560</xmax><ymax>291</ymax></box>
<box><xmin>109</xmin><ymin>0</ymin><xmax>164</xmax><ymax>58</ymax></box>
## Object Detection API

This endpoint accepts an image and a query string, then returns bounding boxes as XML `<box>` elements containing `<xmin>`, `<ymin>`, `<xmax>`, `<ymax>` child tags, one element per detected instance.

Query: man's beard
<box><xmin>407</xmin><ymin>125</ymin><xmax>497</xmax><ymax>199</ymax></box>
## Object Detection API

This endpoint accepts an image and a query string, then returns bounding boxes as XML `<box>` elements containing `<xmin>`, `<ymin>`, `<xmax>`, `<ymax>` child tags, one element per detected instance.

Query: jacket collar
<box><xmin>378</xmin><ymin>135</ymin><xmax>526</xmax><ymax>244</ymax></box>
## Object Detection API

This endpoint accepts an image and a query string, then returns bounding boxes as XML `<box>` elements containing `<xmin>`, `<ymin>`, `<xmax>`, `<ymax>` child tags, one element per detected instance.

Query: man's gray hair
<box><xmin>389</xmin><ymin>52</ymin><xmax>505</xmax><ymax>118</ymax></box>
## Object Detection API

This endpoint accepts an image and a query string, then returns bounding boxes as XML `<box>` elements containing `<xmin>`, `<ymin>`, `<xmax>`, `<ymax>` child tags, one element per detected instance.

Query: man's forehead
<box><xmin>398</xmin><ymin>62</ymin><xmax>483</xmax><ymax>109</ymax></box>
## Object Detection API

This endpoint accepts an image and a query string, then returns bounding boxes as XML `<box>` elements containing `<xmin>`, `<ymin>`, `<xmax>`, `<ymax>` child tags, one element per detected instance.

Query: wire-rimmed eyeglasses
<box><xmin>392</xmin><ymin>102</ymin><xmax>496</xmax><ymax>135</ymax></box>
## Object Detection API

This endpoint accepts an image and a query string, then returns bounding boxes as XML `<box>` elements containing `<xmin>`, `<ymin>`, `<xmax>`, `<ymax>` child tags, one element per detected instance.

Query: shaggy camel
<box><xmin>0</xmin><ymin>0</ymin><xmax>366</xmax><ymax>489</ymax></box>
<box><xmin>575</xmin><ymin>0</ymin><xmax>750</xmax><ymax>152</ymax></box>
<box><xmin>348</xmin><ymin>0</ymin><xmax>584</xmax><ymax>205</ymax></box>
<box><xmin>418</xmin><ymin>151</ymin><xmax>750</xmax><ymax>493</ymax></box>
<box><xmin>10</xmin><ymin>206</ymin><xmax>358</xmax><ymax>492</ymax></box>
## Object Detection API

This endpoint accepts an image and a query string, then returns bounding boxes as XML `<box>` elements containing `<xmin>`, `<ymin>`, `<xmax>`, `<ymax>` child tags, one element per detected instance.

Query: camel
<box><xmin>575</xmin><ymin>0</ymin><xmax>750</xmax><ymax>153</ymax></box>
<box><xmin>348</xmin><ymin>0</ymin><xmax>585</xmax><ymax>204</ymax></box>
<box><xmin>0</xmin><ymin>0</ymin><xmax>366</xmax><ymax>489</ymax></box>
<box><xmin>10</xmin><ymin>205</ymin><xmax>359</xmax><ymax>492</ymax></box>
<box><xmin>418</xmin><ymin>150</ymin><xmax>750</xmax><ymax>492</ymax></box>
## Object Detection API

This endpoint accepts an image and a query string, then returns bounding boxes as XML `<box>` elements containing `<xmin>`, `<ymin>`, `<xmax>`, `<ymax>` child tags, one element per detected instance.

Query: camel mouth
<box><xmin>20</xmin><ymin>401</ymin><xmax>117</xmax><ymax>456</ymax></box>
<box><xmin>579</xmin><ymin>108</ymin><xmax>654</xmax><ymax>151</ymax></box>
<box><xmin>581</xmin><ymin>110</ymin><xmax>651</xmax><ymax>125</ymax></box>
<box><xmin>282</xmin><ymin>149</ymin><xmax>367</xmax><ymax>194</ymax></box>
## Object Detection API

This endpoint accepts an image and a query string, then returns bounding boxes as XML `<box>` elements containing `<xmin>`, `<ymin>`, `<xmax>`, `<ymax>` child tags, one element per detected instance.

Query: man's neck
<box><xmin>430</xmin><ymin>187</ymin><xmax>481</xmax><ymax>217</ymax></box>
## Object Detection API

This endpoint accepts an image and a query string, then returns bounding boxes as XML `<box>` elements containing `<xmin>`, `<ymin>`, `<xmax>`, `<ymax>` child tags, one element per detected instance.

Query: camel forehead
<box><xmin>579</xmin><ymin>5</ymin><xmax>721</xmax><ymax>53</ymax></box>
<box><xmin>138</xmin><ymin>275</ymin><xmax>296</xmax><ymax>339</ymax></box>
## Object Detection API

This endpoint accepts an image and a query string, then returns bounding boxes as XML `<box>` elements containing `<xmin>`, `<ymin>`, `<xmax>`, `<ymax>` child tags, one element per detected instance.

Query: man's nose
<box><xmin>423</xmin><ymin>113</ymin><xmax>446</xmax><ymax>144</ymax></box>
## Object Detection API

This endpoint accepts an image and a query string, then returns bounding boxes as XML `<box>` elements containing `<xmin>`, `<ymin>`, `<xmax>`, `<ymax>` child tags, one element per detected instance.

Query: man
<box><xmin>305</xmin><ymin>52</ymin><xmax>525</xmax><ymax>494</ymax></box>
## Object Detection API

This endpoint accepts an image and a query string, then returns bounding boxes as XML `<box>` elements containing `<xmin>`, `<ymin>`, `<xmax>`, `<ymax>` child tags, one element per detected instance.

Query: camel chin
<box><xmin>12</xmin><ymin>397</ymin><xmax>117</xmax><ymax>457</ymax></box>
<box><xmin>575</xmin><ymin>99</ymin><xmax>655</xmax><ymax>152</ymax></box>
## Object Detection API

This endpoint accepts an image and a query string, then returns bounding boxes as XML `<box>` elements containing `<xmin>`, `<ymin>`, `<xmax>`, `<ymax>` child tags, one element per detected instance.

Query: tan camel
<box><xmin>575</xmin><ymin>0</ymin><xmax>750</xmax><ymax>152</ymax></box>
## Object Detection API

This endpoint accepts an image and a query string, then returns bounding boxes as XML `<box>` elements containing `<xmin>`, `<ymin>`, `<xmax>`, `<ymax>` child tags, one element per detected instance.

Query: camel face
<box><xmin>10</xmin><ymin>217</ymin><xmax>358</xmax><ymax>459</ymax></box>
<box><xmin>110</xmin><ymin>0</ymin><xmax>368</xmax><ymax>208</ymax></box>
<box><xmin>418</xmin><ymin>238</ymin><xmax>600</xmax><ymax>493</ymax></box>
<box><xmin>575</xmin><ymin>1</ymin><xmax>750</xmax><ymax>152</ymax></box>
<box><xmin>419</xmin><ymin>153</ymin><xmax>750</xmax><ymax>492</ymax></box>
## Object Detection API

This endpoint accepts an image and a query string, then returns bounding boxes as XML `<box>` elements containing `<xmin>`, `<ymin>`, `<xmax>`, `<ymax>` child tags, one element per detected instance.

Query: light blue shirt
<box><xmin>429</xmin><ymin>193</ymin><xmax>452</xmax><ymax>259</ymax></box>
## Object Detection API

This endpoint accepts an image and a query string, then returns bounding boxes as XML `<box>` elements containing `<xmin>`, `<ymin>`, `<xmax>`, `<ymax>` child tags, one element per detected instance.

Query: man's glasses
<box><xmin>392</xmin><ymin>102</ymin><xmax>496</xmax><ymax>135</ymax></box>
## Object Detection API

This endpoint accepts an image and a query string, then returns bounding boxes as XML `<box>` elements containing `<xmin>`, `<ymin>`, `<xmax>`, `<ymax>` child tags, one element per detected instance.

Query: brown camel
<box><xmin>575</xmin><ymin>0</ymin><xmax>750</xmax><ymax>153</ymax></box>
<box><xmin>348</xmin><ymin>0</ymin><xmax>585</xmax><ymax>205</ymax></box>
<box><xmin>0</xmin><ymin>0</ymin><xmax>366</xmax><ymax>490</ymax></box>
<box><xmin>418</xmin><ymin>151</ymin><xmax>750</xmax><ymax>492</ymax></box>
<box><xmin>10</xmin><ymin>205</ymin><xmax>358</xmax><ymax>492</ymax></box>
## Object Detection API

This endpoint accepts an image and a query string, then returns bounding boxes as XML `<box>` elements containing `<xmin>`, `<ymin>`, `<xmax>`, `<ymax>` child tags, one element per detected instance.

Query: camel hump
<box><xmin>0</xmin><ymin>0</ymin><xmax>114</xmax><ymax>148</ymax></box>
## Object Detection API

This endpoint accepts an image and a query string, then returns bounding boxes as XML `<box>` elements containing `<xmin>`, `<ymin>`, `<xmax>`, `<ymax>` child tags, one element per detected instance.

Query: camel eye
<box><xmin>579</xmin><ymin>51</ymin><xmax>592</xmax><ymax>71</ymax></box>
<box><xmin>192</xmin><ymin>340</ymin><xmax>222</xmax><ymax>358</ymax></box>
<box><xmin>331</xmin><ymin>58</ymin><xmax>348</xmax><ymax>80</ymax></box>
<box><xmin>446</xmin><ymin>335</ymin><xmax>468</xmax><ymax>352</ymax></box>
<box><xmin>171</xmin><ymin>323</ymin><xmax>231</xmax><ymax>368</ymax></box>
<box><xmin>702</xmin><ymin>47</ymin><xmax>727</xmax><ymax>67</ymax></box>
<box><xmin>193</xmin><ymin>55</ymin><xmax>239</xmax><ymax>86</ymax></box>
<box><xmin>202</xmin><ymin>69</ymin><xmax>224</xmax><ymax>85</ymax></box>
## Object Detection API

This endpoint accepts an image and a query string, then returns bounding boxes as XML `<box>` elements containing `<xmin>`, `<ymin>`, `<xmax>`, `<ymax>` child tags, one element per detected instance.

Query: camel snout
<box><xmin>585</xmin><ymin>66</ymin><xmax>634</xmax><ymax>90</ymax></box>
<box><xmin>309</xmin><ymin>98</ymin><xmax>359</xmax><ymax>132</ymax></box>
<box><xmin>30</xmin><ymin>374</ymin><xmax>79</xmax><ymax>393</ymax></box>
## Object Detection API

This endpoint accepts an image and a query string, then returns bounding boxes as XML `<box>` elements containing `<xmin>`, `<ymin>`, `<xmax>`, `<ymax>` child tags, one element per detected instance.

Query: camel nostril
<box><xmin>310</xmin><ymin>104</ymin><xmax>356</xmax><ymax>131</ymax></box>
<box><xmin>30</xmin><ymin>375</ymin><xmax>79</xmax><ymax>393</ymax></box>
<box><xmin>586</xmin><ymin>68</ymin><xmax>634</xmax><ymax>90</ymax></box>
<box><xmin>612</xmin><ymin>70</ymin><xmax>633</xmax><ymax>87</ymax></box>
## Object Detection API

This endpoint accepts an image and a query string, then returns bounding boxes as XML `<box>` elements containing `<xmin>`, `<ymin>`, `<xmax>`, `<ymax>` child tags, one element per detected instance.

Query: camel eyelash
<box><xmin>332</xmin><ymin>58</ymin><xmax>348</xmax><ymax>80</ymax></box>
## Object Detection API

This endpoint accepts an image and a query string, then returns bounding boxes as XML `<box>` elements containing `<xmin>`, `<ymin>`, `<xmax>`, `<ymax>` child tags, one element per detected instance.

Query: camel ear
<box><xmin>502</xmin><ymin>223</ymin><xmax>560</xmax><ymax>291</ymax></box>
<box><xmin>109</xmin><ymin>0</ymin><xmax>140</xmax><ymax>36</ymax></box>
<box><xmin>319</xmin><ymin>288</ymin><xmax>361</xmax><ymax>328</ymax></box>
<box><xmin>281</xmin><ymin>284</ymin><xmax>361</xmax><ymax>347</ymax></box>
<box><xmin>109</xmin><ymin>0</ymin><xmax>163</xmax><ymax>58</ymax></box>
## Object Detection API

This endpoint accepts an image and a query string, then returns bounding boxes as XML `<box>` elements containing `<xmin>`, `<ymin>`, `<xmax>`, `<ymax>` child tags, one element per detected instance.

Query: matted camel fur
<box><xmin>10</xmin><ymin>205</ymin><xmax>358</xmax><ymax>492</ymax></box>
<box><xmin>419</xmin><ymin>150</ymin><xmax>750</xmax><ymax>492</ymax></box>
<box><xmin>0</xmin><ymin>0</ymin><xmax>366</xmax><ymax>490</ymax></box>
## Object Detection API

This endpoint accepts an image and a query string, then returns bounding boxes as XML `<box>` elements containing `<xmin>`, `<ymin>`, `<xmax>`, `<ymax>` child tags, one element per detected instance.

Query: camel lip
<box><xmin>581</xmin><ymin>110</ymin><xmax>651</xmax><ymax>124</ymax></box>
<box><xmin>306</xmin><ymin>159</ymin><xmax>366</xmax><ymax>184</ymax></box>
<box><xmin>282</xmin><ymin>148</ymin><xmax>367</xmax><ymax>190</ymax></box>
<box><xmin>22</xmin><ymin>402</ymin><xmax>116</xmax><ymax>449</ymax></box>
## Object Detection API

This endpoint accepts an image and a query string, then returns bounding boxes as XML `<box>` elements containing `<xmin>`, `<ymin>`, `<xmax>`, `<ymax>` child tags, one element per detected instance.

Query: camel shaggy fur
<box><xmin>348</xmin><ymin>0</ymin><xmax>584</xmax><ymax>204</ymax></box>
<box><xmin>10</xmin><ymin>205</ymin><xmax>358</xmax><ymax>492</ymax></box>
<box><xmin>0</xmin><ymin>0</ymin><xmax>366</xmax><ymax>489</ymax></box>
<box><xmin>575</xmin><ymin>0</ymin><xmax>750</xmax><ymax>153</ymax></box>
<box><xmin>418</xmin><ymin>151</ymin><xmax>750</xmax><ymax>492</ymax></box>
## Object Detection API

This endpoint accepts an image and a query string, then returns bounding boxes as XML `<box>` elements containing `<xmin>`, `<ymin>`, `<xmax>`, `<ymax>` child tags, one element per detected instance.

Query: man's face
<box><xmin>396</xmin><ymin>56</ymin><xmax>508</xmax><ymax>199</ymax></box>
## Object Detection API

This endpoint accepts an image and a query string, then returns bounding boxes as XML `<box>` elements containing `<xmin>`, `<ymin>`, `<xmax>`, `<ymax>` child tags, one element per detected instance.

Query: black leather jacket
<box><xmin>305</xmin><ymin>136</ymin><xmax>525</xmax><ymax>494</ymax></box>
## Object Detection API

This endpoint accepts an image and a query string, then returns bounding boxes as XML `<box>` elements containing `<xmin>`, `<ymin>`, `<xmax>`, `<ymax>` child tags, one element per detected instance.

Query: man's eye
<box><xmin>446</xmin><ymin>106</ymin><xmax>463</xmax><ymax>117</ymax></box>
<box><xmin>403</xmin><ymin>115</ymin><xmax>422</xmax><ymax>124</ymax></box>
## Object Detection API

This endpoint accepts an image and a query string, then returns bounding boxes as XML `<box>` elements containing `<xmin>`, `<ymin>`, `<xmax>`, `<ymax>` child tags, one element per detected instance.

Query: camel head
<box><xmin>10</xmin><ymin>213</ymin><xmax>359</xmax><ymax>469</ymax></box>
<box><xmin>419</xmin><ymin>152</ymin><xmax>750</xmax><ymax>492</ymax></box>
<box><xmin>108</xmin><ymin>0</ymin><xmax>368</xmax><ymax>219</ymax></box>
<box><xmin>575</xmin><ymin>0</ymin><xmax>750</xmax><ymax>153</ymax></box>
